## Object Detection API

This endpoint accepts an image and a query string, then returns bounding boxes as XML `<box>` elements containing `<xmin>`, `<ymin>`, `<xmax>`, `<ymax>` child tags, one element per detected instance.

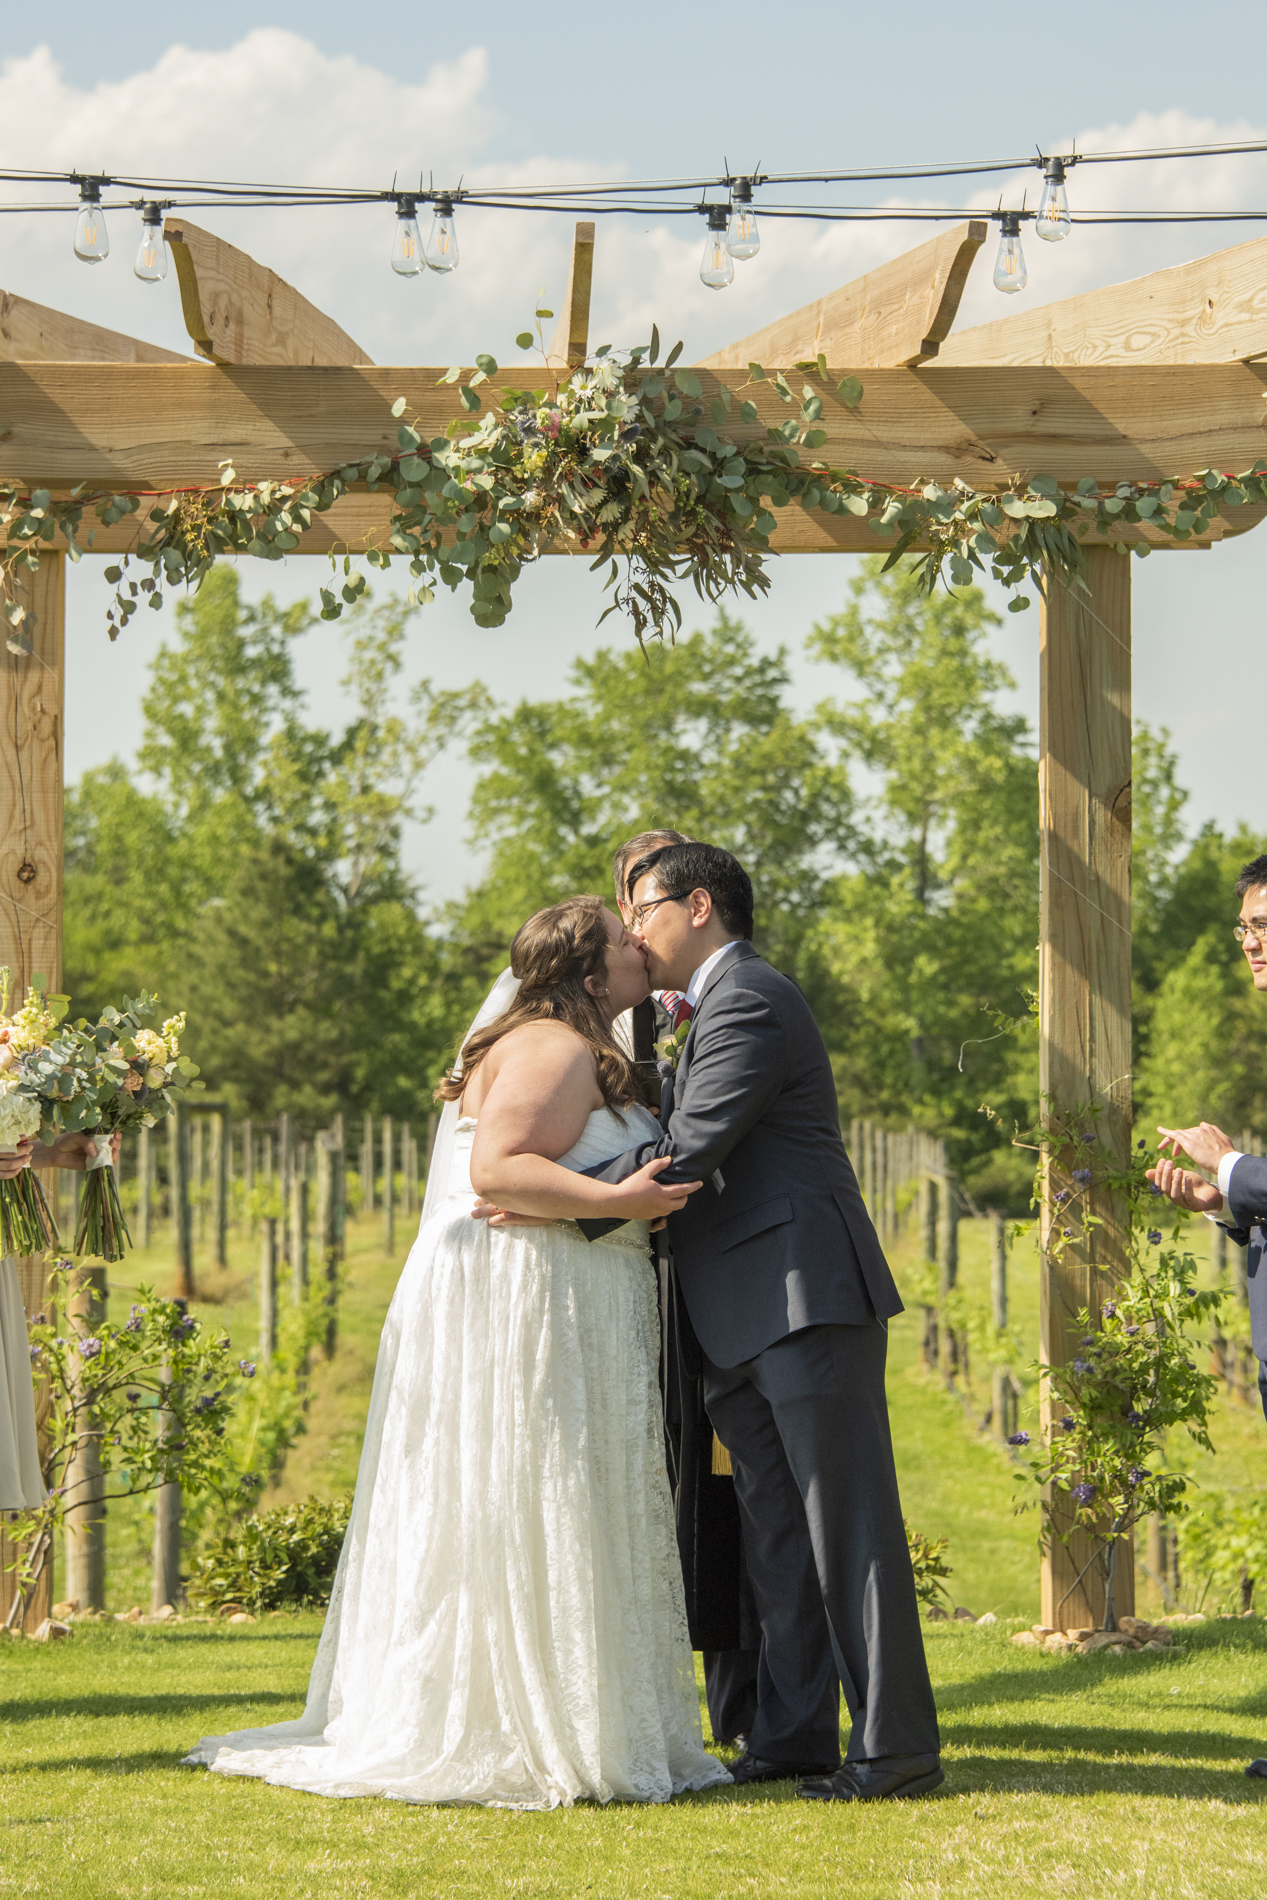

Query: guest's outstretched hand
<box><xmin>1155</xmin><ymin>1121</ymin><xmax>1234</xmax><ymax>1173</ymax></box>
<box><xmin>1146</xmin><ymin>1154</ymin><xmax>1224</xmax><ymax>1214</ymax></box>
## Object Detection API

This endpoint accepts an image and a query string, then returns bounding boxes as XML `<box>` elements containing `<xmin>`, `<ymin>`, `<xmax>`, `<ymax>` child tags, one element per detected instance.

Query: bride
<box><xmin>186</xmin><ymin>896</ymin><xmax>730</xmax><ymax>1807</ymax></box>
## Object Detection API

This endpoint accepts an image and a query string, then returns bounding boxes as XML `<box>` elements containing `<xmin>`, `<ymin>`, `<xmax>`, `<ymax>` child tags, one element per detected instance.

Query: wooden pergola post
<box><xmin>0</xmin><ymin>551</ymin><xmax>64</xmax><ymax>1632</ymax></box>
<box><xmin>1039</xmin><ymin>547</ymin><xmax>1135</xmax><ymax>1630</ymax></box>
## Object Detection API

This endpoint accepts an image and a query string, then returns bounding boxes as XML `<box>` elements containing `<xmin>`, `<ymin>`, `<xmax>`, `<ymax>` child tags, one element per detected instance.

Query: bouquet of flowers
<box><xmin>16</xmin><ymin>994</ymin><xmax>201</xmax><ymax>1261</ymax></box>
<box><xmin>0</xmin><ymin>969</ymin><xmax>66</xmax><ymax>1255</ymax></box>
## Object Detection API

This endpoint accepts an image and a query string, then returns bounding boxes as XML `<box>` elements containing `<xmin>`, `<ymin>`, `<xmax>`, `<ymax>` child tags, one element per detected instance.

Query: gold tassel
<box><xmin>711</xmin><ymin>1432</ymin><xmax>733</xmax><ymax>1477</ymax></box>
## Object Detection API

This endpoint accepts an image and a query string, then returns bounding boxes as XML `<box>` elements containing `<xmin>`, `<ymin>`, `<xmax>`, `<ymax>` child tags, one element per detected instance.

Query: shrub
<box><xmin>906</xmin><ymin>1522</ymin><xmax>952</xmax><ymax>1605</ymax></box>
<box><xmin>189</xmin><ymin>1494</ymin><xmax>351</xmax><ymax>1614</ymax></box>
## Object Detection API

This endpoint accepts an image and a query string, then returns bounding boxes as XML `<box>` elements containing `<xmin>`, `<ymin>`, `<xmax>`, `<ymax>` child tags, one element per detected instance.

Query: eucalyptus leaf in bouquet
<box><xmin>17</xmin><ymin>994</ymin><xmax>202</xmax><ymax>1261</ymax></box>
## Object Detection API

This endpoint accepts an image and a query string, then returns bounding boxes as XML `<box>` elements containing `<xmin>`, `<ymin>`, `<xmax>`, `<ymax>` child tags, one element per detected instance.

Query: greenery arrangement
<box><xmin>188</xmin><ymin>1494</ymin><xmax>352</xmax><ymax>1615</ymax></box>
<box><xmin>0</xmin><ymin>328</ymin><xmax>1261</xmax><ymax>652</ymax></box>
<box><xmin>1007</xmin><ymin>1109</ymin><xmax>1227</xmax><ymax>1631</ymax></box>
<box><xmin>5</xmin><ymin>1271</ymin><xmax>252</xmax><ymax>1628</ymax></box>
<box><xmin>15</xmin><ymin>994</ymin><xmax>201</xmax><ymax>1260</ymax></box>
<box><xmin>0</xmin><ymin>972</ymin><xmax>67</xmax><ymax>1255</ymax></box>
<box><xmin>1178</xmin><ymin>1490</ymin><xmax>1267</xmax><ymax>1616</ymax></box>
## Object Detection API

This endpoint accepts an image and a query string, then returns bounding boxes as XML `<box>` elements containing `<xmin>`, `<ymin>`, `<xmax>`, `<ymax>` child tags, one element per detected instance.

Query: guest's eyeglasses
<box><xmin>1234</xmin><ymin>918</ymin><xmax>1267</xmax><ymax>944</ymax></box>
<box><xmin>629</xmin><ymin>891</ymin><xmax>690</xmax><ymax>930</ymax></box>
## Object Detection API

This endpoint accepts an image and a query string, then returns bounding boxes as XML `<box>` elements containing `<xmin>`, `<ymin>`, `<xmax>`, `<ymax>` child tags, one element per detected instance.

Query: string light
<box><xmin>726</xmin><ymin>176</ymin><xmax>760</xmax><ymax>260</ymax></box>
<box><xmin>133</xmin><ymin>202</ymin><xmax>167</xmax><ymax>282</ymax></box>
<box><xmin>425</xmin><ymin>193</ymin><xmax>458</xmax><ymax>273</ymax></box>
<box><xmin>73</xmin><ymin>177</ymin><xmax>108</xmax><ymax>264</ymax></box>
<box><xmin>391</xmin><ymin>195</ymin><xmax>423</xmax><ymax>276</ymax></box>
<box><xmin>1036</xmin><ymin>156</ymin><xmax>1072</xmax><ymax>242</ymax></box>
<box><xmin>993</xmin><ymin>211</ymin><xmax>1027</xmax><ymax>293</ymax></box>
<box><xmin>700</xmin><ymin>206</ymin><xmax>734</xmax><ymax>289</ymax></box>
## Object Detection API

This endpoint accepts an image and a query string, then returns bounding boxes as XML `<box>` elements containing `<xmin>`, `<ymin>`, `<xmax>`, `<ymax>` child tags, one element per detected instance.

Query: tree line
<box><xmin>63</xmin><ymin>559</ymin><xmax>1265</xmax><ymax>1208</ymax></box>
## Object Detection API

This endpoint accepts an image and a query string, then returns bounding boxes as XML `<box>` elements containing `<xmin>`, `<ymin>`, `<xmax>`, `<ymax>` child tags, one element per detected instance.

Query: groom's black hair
<box><xmin>627</xmin><ymin>842</ymin><xmax>754</xmax><ymax>940</ymax></box>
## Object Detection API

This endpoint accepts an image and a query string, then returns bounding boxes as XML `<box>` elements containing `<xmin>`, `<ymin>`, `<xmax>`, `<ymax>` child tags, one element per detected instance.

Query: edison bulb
<box><xmin>74</xmin><ymin>199</ymin><xmax>109</xmax><ymax>265</ymax></box>
<box><xmin>993</xmin><ymin>217</ymin><xmax>1027</xmax><ymax>294</ymax></box>
<box><xmin>134</xmin><ymin>210</ymin><xmax>167</xmax><ymax>283</ymax></box>
<box><xmin>726</xmin><ymin>203</ymin><xmax>760</xmax><ymax>260</ymax></box>
<box><xmin>1035</xmin><ymin>165</ymin><xmax>1071</xmax><ymax>243</ymax></box>
<box><xmin>700</xmin><ymin>210</ymin><xmax>734</xmax><ymax>289</ymax></box>
<box><xmin>425</xmin><ymin>199</ymin><xmax>458</xmax><ymax>273</ymax></box>
<box><xmin>392</xmin><ymin>205</ymin><xmax>423</xmax><ymax>276</ymax></box>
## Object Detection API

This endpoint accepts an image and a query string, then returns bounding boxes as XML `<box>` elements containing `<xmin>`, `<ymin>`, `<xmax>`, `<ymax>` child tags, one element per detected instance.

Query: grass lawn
<box><xmin>2</xmin><ymin>1616</ymin><xmax>1266</xmax><ymax>1897</ymax></box>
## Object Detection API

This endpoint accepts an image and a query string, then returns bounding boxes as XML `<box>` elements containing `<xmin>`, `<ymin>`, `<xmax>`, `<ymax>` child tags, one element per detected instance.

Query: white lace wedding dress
<box><xmin>186</xmin><ymin>1102</ymin><xmax>727</xmax><ymax>1807</ymax></box>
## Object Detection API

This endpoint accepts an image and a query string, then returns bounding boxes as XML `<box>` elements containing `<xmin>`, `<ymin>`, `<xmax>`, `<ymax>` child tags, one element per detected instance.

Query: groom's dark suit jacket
<box><xmin>581</xmin><ymin>940</ymin><xmax>901</xmax><ymax>1369</ymax></box>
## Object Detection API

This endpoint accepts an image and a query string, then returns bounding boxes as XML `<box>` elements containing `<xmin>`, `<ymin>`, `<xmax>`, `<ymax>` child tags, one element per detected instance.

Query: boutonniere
<box><xmin>654</xmin><ymin>1019</ymin><xmax>692</xmax><ymax>1075</ymax></box>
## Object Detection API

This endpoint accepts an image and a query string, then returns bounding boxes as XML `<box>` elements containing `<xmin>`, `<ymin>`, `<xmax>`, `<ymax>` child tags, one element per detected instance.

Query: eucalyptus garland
<box><xmin>0</xmin><ymin>329</ymin><xmax>1262</xmax><ymax>652</ymax></box>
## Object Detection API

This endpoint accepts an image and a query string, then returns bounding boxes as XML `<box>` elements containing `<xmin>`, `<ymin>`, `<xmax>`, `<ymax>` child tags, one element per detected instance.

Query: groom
<box><xmin>579</xmin><ymin>840</ymin><xmax>941</xmax><ymax>1799</ymax></box>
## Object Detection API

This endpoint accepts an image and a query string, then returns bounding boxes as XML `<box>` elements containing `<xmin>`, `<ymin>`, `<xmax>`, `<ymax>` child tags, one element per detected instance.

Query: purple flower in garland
<box><xmin>1102</xmin><ymin>1303</ymin><xmax>1117</xmax><ymax>1319</ymax></box>
<box><xmin>1062</xmin><ymin>1227</ymin><xmax>1075</xmax><ymax>1239</ymax></box>
<box><xmin>194</xmin><ymin>1393</ymin><xmax>217</xmax><ymax>1413</ymax></box>
<box><xmin>1082</xmin><ymin>1335</ymin><xmax>1096</xmax><ymax>1346</ymax></box>
<box><xmin>1072</xmin><ymin>1359</ymin><xmax>1091</xmax><ymax>1374</ymax></box>
<box><xmin>1059</xmin><ymin>1416</ymin><xmax>1076</xmax><ymax>1433</ymax></box>
<box><xmin>1071</xmin><ymin>1482</ymin><xmax>1097</xmax><ymax>1505</ymax></box>
<box><xmin>1054</xmin><ymin>1189</ymin><xmax>1071</xmax><ymax>1207</ymax></box>
<box><xmin>29</xmin><ymin>1343</ymin><xmax>41</xmax><ymax>1363</ymax></box>
<box><xmin>124</xmin><ymin>1315</ymin><xmax>143</xmax><ymax>1335</ymax></box>
<box><xmin>1127</xmin><ymin>1468</ymin><xmax>1148</xmax><ymax>1487</ymax></box>
<box><xmin>1073</xmin><ymin>1169</ymin><xmax>1092</xmax><ymax>1186</ymax></box>
<box><xmin>78</xmin><ymin>1337</ymin><xmax>102</xmax><ymax>1360</ymax></box>
<box><xmin>1008</xmin><ymin>1431</ymin><xmax>1030</xmax><ymax>1447</ymax></box>
<box><xmin>1125</xmin><ymin>1325</ymin><xmax>1140</xmax><ymax>1337</ymax></box>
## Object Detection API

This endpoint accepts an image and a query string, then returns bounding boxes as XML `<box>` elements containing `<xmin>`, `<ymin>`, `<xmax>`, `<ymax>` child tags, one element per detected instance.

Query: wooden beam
<box><xmin>697</xmin><ymin>221</ymin><xmax>989</xmax><ymax>371</ymax></box>
<box><xmin>1039</xmin><ymin>547</ymin><xmax>1135</xmax><ymax>1633</ymax></box>
<box><xmin>0</xmin><ymin>289</ymin><xmax>195</xmax><ymax>365</ymax></box>
<box><xmin>6</xmin><ymin>360</ymin><xmax>1267</xmax><ymax>494</ymax></box>
<box><xmin>546</xmin><ymin>222</ymin><xmax>595</xmax><ymax>370</ymax></box>
<box><xmin>163</xmin><ymin>219</ymin><xmax>374</xmax><ymax>368</ymax></box>
<box><xmin>0</xmin><ymin>551</ymin><xmax>63</xmax><ymax>1634</ymax></box>
<box><xmin>935</xmin><ymin>230</ymin><xmax>1267</xmax><ymax>368</ymax></box>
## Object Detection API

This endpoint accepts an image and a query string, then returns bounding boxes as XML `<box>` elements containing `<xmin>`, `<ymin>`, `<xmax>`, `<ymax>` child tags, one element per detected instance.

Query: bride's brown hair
<box><xmin>435</xmin><ymin>896</ymin><xmax>640</xmax><ymax>1110</ymax></box>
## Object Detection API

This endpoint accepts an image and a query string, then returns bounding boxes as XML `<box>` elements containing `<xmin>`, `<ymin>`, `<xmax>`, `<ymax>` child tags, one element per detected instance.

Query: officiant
<box><xmin>612</xmin><ymin>830</ymin><xmax>761</xmax><ymax>1748</ymax></box>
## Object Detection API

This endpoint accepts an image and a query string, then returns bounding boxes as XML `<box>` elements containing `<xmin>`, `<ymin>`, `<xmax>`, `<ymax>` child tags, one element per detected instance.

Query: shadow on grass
<box><xmin>0</xmin><ymin>1690</ymin><xmax>301</xmax><ymax>1727</ymax></box>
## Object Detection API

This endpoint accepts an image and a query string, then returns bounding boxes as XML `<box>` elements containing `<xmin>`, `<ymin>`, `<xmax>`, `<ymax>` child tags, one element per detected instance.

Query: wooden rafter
<box><xmin>163</xmin><ymin>218</ymin><xmax>374</xmax><ymax>367</ymax></box>
<box><xmin>3</xmin><ymin>360</ymin><xmax>1267</xmax><ymax>495</ymax></box>
<box><xmin>697</xmin><ymin>221</ymin><xmax>989</xmax><ymax>371</ymax></box>
<box><xmin>546</xmin><ymin>223</ymin><xmax>595</xmax><ymax>370</ymax></box>
<box><xmin>935</xmin><ymin>230</ymin><xmax>1267</xmax><ymax>368</ymax></box>
<box><xmin>0</xmin><ymin>289</ymin><xmax>195</xmax><ymax>365</ymax></box>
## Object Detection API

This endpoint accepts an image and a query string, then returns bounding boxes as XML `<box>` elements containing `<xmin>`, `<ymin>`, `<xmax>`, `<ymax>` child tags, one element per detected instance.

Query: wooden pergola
<box><xmin>4</xmin><ymin>212</ymin><xmax>1266</xmax><ymax>1631</ymax></box>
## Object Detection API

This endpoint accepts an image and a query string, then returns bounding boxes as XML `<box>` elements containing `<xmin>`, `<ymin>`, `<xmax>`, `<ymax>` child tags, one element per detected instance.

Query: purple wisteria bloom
<box><xmin>1147</xmin><ymin>1229</ymin><xmax>1162</xmax><ymax>1245</ymax></box>
<box><xmin>1071</xmin><ymin>1482</ymin><xmax>1096</xmax><ymax>1505</ymax></box>
<box><xmin>1128</xmin><ymin>1468</ymin><xmax>1147</xmax><ymax>1486</ymax></box>
<box><xmin>239</xmin><ymin>1360</ymin><xmax>257</xmax><ymax>1379</ymax></box>
<box><xmin>1126</xmin><ymin>1409</ymin><xmax>1144</xmax><ymax>1427</ymax></box>
<box><xmin>1125</xmin><ymin>1325</ymin><xmax>1140</xmax><ymax>1337</ymax></box>
<box><xmin>125</xmin><ymin>1390</ymin><xmax>140</xmax><ymax>1404</ymax></box>
<box><xmin>1054</xmin><ymin>1190</ymin><xmax>1071</xmax><ymax>1207</ymax></box>
<box><xmin>1062</xmin><ymin>1227</ymin><xmax>1075</xmax><ymax>1239</ymax></box>
<box><xmin>29</xmin><ymin>1344</ymin><xmax>41</xmax><ymax>1362</ymax></box>
<box><xmin>1073</xmin><ymin>1169</ymin><xmax>1092</xmax><ymax>1186</ymax></box>
<box><xmin>1102</xmin><ymin>1303</ymin><xmax>1117</xmax><ymax>1319</ymax></box>
<box><xmin>1072</xmin><ymin>1359</ymin><xmax>1091</xmax><ymax>1374</ymax></box>
<box><xmin>1059</xmin><ymin>1416</ymin><xmax>1076</xmax><ymax>1433</ymax></box>
<box><xmin>78</xmin><ymin>1338</ymin><xmax>102</xmax><ymax>1360</ymax></box>
<box><xmin>124</xmin><ymin>1315</ymin><xmax>143</xmax><ymax>1335</ymax></box>
<box><xmin>1008</xmin><ymin>1431</ymin><xmax>1030</xmax><ymax>1446</ymax></box>
<box><xmin>1149</xmin><ymin>1182</ymin><xmax>1163</xmax><ymax>1198</ymax></box>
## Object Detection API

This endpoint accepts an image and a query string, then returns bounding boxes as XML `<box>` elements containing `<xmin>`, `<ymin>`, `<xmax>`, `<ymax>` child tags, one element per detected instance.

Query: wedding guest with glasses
<box><xmin>1146</xmin><ymin>851</ymin><xmax>1267</xmax><ymax>1781</ymax></box>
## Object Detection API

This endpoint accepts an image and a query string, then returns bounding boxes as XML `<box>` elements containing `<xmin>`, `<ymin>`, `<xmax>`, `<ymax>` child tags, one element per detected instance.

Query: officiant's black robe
<box><xmin>630</xmin><ymin>998</ymin><xmax>761</xmax><ymax>1685</ymax></box>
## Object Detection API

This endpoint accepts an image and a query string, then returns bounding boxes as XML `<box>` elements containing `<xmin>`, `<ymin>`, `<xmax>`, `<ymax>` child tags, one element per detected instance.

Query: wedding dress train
<box><xmin>185</xmin><ymin>1103</ymin><xmax>727</xmax><ymax>1807</ymax></box>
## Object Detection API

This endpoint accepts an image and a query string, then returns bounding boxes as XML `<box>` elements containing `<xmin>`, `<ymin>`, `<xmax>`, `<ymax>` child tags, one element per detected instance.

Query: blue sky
<box><xmin>8</xmin><ymin>6</ymin><xmax>1267</xmax><ymax>899</ymax></box>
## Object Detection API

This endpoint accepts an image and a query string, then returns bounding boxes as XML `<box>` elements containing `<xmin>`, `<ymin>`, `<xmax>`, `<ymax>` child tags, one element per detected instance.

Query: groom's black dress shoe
<box><xmin>1247</xmin><ymin>1758</ymin><xmax>1267</xmax><ymax>1778</ymax></box>
<box><xmin>729</xmin><ymin>1751</ymin><xmax>838</xmax><ymax>1787</ymax></box>
<box><xmin>797</xmin><ymin>1754</ymin><xmax>945</xmax><ymax>1803</ymax></box>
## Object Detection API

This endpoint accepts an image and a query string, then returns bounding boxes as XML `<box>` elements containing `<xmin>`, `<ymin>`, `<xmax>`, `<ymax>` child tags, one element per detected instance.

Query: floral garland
<box><xmin>1</xmin><ymin>329</ymin><xmax>1262</xmax><ymax>651</ymax></box>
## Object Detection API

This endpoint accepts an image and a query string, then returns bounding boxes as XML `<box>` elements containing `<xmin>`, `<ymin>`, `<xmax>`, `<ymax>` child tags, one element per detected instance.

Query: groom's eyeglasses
<box><xmin>1234</xmin><ymin>919</ymin><xmax>1267</xmax><ymax>944</ymax></box>
<box><xmin>629</xmin><ymin>891</ymin><xmax>690</xmax><ymax>929</ymax></box>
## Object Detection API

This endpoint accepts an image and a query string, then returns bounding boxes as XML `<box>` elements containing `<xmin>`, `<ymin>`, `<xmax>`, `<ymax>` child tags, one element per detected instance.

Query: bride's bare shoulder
<box><xmin>463</xmin><ymin>1020</ymin><xmax>596</xmax><ymax>1115</ymax></box>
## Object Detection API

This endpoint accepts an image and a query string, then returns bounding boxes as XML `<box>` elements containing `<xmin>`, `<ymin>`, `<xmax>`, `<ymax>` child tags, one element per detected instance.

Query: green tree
<box><xmin>451</xmin><ymin>614</ymin><xmax>851</xmax><ymax>984</ymax></box>
<box><xmin>805</xmin><ymin>559</ymin><xmax>1039</xmax><ymax>1185</ymax></box>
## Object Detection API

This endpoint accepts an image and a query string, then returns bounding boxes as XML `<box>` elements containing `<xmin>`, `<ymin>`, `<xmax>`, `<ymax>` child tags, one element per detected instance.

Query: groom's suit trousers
<box><xmin>703</xmin><ymin>1318</ymin><xmax>941</xmax><ymax>1767</ymax></box>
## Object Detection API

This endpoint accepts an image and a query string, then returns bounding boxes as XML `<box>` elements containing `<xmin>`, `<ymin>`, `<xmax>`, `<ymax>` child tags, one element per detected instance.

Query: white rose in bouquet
<box><xmin>0</xmin><ymin>1080</ymin><xmax>40</xmax><ymax>1152</ymax></box>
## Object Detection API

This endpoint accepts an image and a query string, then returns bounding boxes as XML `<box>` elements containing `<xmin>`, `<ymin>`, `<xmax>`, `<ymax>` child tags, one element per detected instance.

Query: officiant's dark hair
<box><xmin>626</xmin><ymin>842</ymin><xmax>754</xmax><ymax>940</ymax></box>
<box><xmin>436</xmin><ymin>896</ymin><xmax>640</xmax><ymax>1110</ymax></box>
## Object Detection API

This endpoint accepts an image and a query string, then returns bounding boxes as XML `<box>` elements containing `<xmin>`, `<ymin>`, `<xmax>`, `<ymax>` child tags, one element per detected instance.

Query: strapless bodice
<box><xmin>449</xmin><ymin>1103</ymin><xmax>659</xmax><ymax>1249</ymax></box>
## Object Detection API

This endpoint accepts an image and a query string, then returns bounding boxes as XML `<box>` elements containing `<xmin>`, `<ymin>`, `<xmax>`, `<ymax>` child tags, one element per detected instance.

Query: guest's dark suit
<box><xmin>1220</xmin><ymin>1155</ymin><xmax>1267</xmax><ymax>1421</ymax></box>
<box><xmin>584</xmin><ymin>943</ymin><xmax>939</xmax><ymax>1767</ymax></box>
